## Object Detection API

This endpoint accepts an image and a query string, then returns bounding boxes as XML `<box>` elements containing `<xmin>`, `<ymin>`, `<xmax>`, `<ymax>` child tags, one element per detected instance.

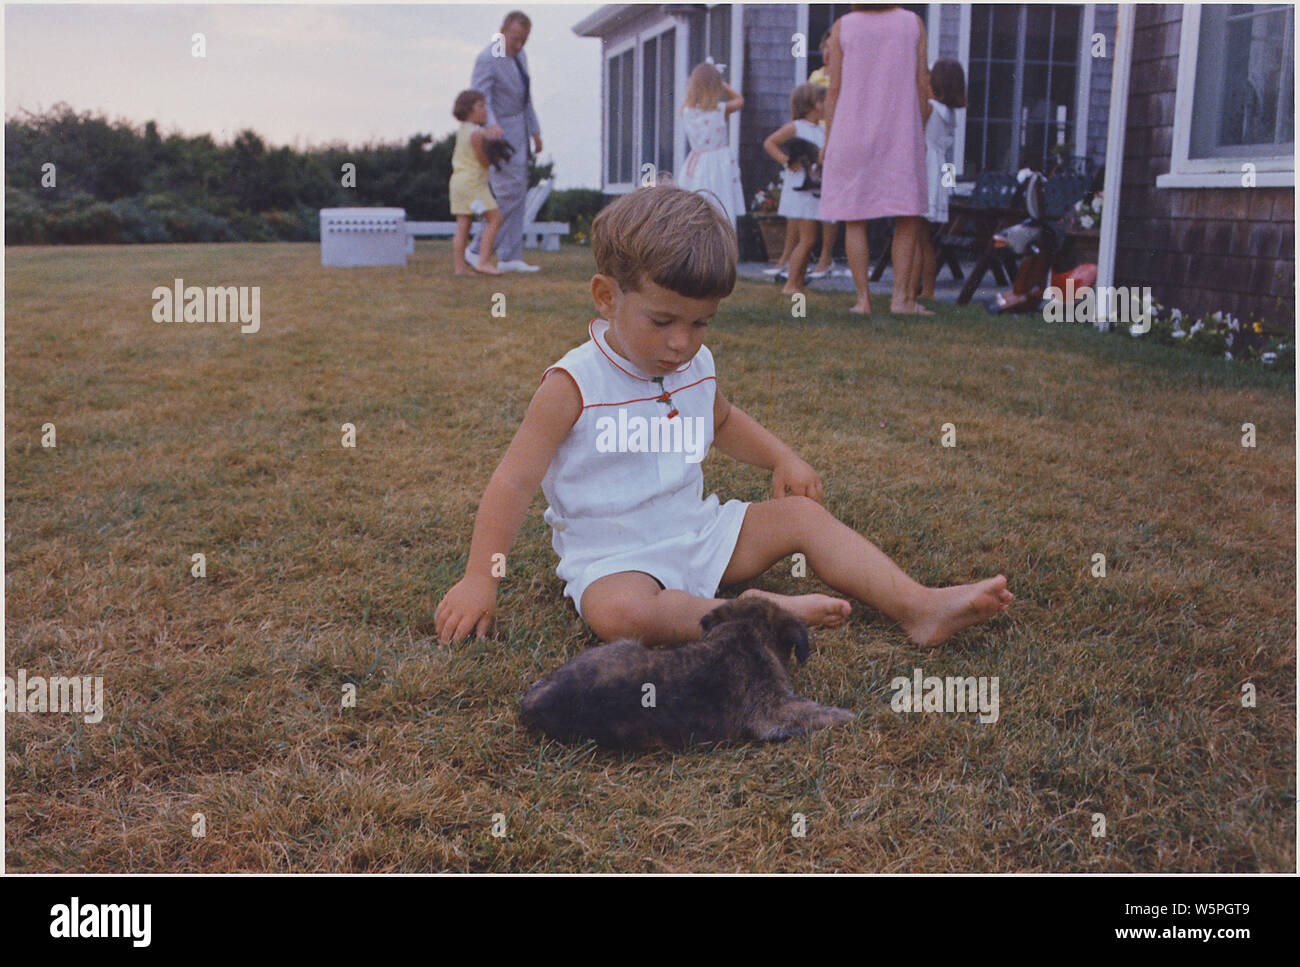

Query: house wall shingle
<box><xmin>738</xmin><ymin>3</ymin><xmax>800</xmax><ymax>203</ymax></box>
<box><xmin>1115</xmin><ymin>5</ymin><xmax>1295</xmax><ymax>330</ymax></box>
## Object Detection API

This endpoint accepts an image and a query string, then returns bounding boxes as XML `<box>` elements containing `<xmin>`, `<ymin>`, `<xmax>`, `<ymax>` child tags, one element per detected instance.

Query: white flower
<box><xmin>1227</xmin><ymin>314</ymin><xmax>1240</xmax><ymax>332</ymax></box>
<box><xmin>1172</xmin><ymin>328</ymin><xmax>1187</xmax><ymax>338</ymax></box>
<box><xmin>1080</xmin><ymin>214</ymin><xmax>1095</xmax><ymax>229</ymax></box>
<box><xmin>1189</xmin><ymin>320</ymin><xmax>1204</xmax><ymax>336</ymax></box>
<box><xmin>1262</xmin><ymin>351</ymin><xmax>1278</xmax><ymax>365</ymax></box>
<box><xmin>1170</xmin><ymin>307</ymin><xmax>1183</xmax><ymax>321</ymax></box>
<box><xmin>1128</xmin><ymin>323</ymin><xmax>1146</xmax><ymax>337</ymax></box>
<box><xmin>1224</xmin><ymin>351</ymin><xmax>1233</xmax><ymax>360</ymax></box>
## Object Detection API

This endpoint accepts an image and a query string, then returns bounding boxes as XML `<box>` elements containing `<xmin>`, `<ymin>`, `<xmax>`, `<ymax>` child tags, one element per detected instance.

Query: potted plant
<box><xmin>1065</xmin><ymin>191</ymin><xmax>1103</xmax><ymax>263</ymax></box>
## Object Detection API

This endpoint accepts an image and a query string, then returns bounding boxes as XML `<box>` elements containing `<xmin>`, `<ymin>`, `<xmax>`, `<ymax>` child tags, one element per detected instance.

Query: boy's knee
<box><xmin>583</xmin><ymin>592</ymin><xmax>652</xmax><ymax>642</ymax></box>
<box><xmin>778</xmin><ymin>494</ymin><xmax>827</xmax><ymax>523</ymax></box>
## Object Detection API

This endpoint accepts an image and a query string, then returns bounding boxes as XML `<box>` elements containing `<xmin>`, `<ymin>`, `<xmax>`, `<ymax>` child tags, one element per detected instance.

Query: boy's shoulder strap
<box><xmin>539</xmin><ymin>319</ymin><xmax>606</xmax><ymax>408</ymax></box>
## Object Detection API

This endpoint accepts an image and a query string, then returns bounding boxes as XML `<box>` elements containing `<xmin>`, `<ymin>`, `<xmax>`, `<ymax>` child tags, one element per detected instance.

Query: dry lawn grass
<box><xmin>4</xmin><ymin>240</ymin><xmax>1295</xmax><ymax>872</ymax></box>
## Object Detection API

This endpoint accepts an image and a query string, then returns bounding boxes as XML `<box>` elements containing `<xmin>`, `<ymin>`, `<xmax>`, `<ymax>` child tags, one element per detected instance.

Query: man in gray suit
<box><xmin>469</xmin><ymin>10</ymin><xmax>543</xmax><ymax>272</ymax></box>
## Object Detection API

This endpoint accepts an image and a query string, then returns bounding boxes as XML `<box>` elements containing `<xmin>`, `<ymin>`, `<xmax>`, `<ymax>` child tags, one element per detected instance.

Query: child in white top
<box><xmin>435</xmin><ymin>186</ymin><xmax>1012</xmax><ymax>647</ymax></box>
<box><xmin>679</xmin><ymin>62</ymin><xmax>746</xmax><ymax>228</ymax></box>
<box><xmin>918</xmin><ymin>59</ymin><xmax>967</xmax><ymax>300</ymax></box>
<box><xmin>763</xmin><ymin>83</ymin><xmax>827</xmax><ymax>296</ymax></box>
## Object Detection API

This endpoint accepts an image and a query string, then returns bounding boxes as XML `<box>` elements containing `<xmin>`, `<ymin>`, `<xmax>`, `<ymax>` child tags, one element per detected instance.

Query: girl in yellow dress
<box><xmin>450</xmin><ymin>89</ymin><xmax>503</xmax><ymax>276</ymax></box>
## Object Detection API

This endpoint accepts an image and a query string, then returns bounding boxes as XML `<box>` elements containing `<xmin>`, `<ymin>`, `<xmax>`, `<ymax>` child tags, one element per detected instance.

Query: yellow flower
<box><xmin>1253</xmin><ymin>321</ymin><xmax>1263</xmax><ymax>333</ymax></box>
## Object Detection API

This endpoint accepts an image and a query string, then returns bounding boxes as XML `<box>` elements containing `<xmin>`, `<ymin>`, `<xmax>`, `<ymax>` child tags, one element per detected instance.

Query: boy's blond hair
<box><xmin>591</xmin><ymin>187</ymin><xmax>737</xmax><ymax>300</ymax></box>
<box><xmin>789</xmin><ymin>82</ymin><xmax>826</xmax><ymax>120</ymax></box>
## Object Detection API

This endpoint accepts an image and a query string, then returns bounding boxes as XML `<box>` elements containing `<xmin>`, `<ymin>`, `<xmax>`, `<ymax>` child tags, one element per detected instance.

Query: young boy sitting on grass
<box><xmin>435</xmin><ymin>186</ymin><xmax>1012</xmax><ymax>646</ymax></box>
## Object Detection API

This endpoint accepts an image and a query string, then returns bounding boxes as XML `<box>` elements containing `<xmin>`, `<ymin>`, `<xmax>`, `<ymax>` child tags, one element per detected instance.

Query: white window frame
<box><xmin>1157</xmin><ymin>3</ymin><xmax>1294</xmax><ymax>189</ymax></box>
<box><xmin>639</xmin><ymin>19</ymin><xmax>679</xmax><ymax>184</ymax></box>
<box><xmin>604</xmin><ymin>35</ymin><xmax>638</xmax><ymax>193</ymax></box>
<box><xmin>603</xmin><ymin>19</ymin><xmax>685</xmax><ymax>194</ymax></box>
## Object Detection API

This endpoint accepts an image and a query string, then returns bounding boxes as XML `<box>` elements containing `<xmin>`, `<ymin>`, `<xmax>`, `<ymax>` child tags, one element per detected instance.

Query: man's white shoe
<box><xmin>498</xmin><ymin>259</ymin><xmax>541</xmax><ymax>272</ymax></box>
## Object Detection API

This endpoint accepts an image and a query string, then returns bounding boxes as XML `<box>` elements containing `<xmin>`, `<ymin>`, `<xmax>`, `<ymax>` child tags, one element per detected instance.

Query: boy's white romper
<box><xmin>540</xmin><ymin>319</ymin><xmax>750</xmax><ymax>619</ymax></box>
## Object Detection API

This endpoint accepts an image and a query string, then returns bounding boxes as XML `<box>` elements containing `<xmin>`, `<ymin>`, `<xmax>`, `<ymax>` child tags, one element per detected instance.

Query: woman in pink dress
<box><xmin>819</xmin><ymin>5</ymin><xmax>932</xmax><ymax>314</ymax></box>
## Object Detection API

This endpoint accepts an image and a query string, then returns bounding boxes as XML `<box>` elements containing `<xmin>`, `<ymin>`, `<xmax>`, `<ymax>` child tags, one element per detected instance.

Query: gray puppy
<box><xmin>519</xmin><ymin>597</ymin><xmax>854</xmax><ymax>750</ymax></box>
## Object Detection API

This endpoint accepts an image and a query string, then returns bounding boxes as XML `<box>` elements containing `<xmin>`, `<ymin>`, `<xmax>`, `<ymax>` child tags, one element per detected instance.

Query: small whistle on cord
<box><xmin>652</xmin><ymin>377</ymin><xmax>679</xmax><ymax>419</ymax></box>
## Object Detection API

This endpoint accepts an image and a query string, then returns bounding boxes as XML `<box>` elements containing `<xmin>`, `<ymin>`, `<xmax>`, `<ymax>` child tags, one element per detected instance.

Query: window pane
<box><xmin>968</xmin><ymin>71</ymin><xmax>987</xmax><ymax>119</ymax></box>
<box><xmin>985</xmin><ymin>120</ymin><xmax>1015</xmax><ymax>172</ymax></box>
<box><xmin>689</xmin><ymin>12</ymin><xmax>705</xmax><ymax>70</ymax></box>
<box><xmin>1220</xmin><ymin>6</ymin><xmax>1290</xmax><ymax>146</ymax></box>
<box><xmin>1193</xmin><ymin>4</ymin><xmax>1294</xmax><ymax>155</ymax></box>
<box><xmin>642</xmin><ymin>35</ymin><xmax>658</xmax><ymax>170</ymax></box>
<box><xmin>709</xmin><ymin>4</ymin><xmax>731</xmax><ymax>70</ymax></box>
<box><xmin>1052</xmin><ymin>6</ymin><xmax>1080</xmax><ymax>62</ymax></box>
<box><xmin>659</xmin><ymin>29</ymin><xmax>676</xmax><ymax>174</ymax></box>
<box><xmin>988</xmin><ymin>65</ymin><xmax>1016</xmax><ymax>120</ymax></box>
<box><xmin>1025</xmin><ymin>4</ymin><xmax>1052</xmax><ymax>61</ymax></box>
<box><xmin>620</xmin><ymin>50</ymin><xmax>634</xmax><ymax>182</ymax></box>
<box><xmin>971</xmin><ymin>4</ymin><xmax>994</xmax><ymax>60</ymax></box>
<box><xmin>991</xmin><ymin>5</ymin><xmax>1019</xmax><ymax>59</ymax></box>
<box><xmin>607</xmin><ymin>55</ymin><xmax>620</xmax><ymax>183</ymax></box>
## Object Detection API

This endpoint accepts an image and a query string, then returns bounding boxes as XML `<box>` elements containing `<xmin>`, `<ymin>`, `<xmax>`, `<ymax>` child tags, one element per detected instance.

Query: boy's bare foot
<box><xmin>739</xmin><ymin>588</ymin><xmax>851</xmax><ymax>628</ymax></box>
<box><xmin>849</xmin><ymin>301</ymin><xmax>872</xmax><ymax>315</ymax></box>
<box><xmin>454</xmin><ymin>266</ymin><xmax>475</xmax><ymax>276</ymax></box>
<box><xmin>474</xmin><ymin>262</ymin><xmax>503</xmax><ymax>275</ymax></box>
<box><xmin>901</xmin><ymin>575</ymin><xmax>1013</xmax><ymax>647</ymax></box>
<box><xmin>781</xmin><ymin>285</ymin><xmax>806</xmax><ymax>296</ymax></box>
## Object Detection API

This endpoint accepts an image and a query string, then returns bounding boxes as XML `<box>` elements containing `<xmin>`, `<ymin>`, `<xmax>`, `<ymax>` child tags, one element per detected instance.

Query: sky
<box><xmin>3</xmin><ymin>1</ymin><xmax>605</xmax><ymax>189</ymax></box>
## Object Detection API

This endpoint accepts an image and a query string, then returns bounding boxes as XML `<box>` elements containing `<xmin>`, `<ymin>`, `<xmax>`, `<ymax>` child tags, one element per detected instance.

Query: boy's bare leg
<box><xmin>721</xmin><ymin>497</ymin><xmax>1013</xmax><ymax>646</ymax></box>
<box><xmin>580</xmin><ymin>570</ymin><xmax>849</xmax><ymax>646</ymax></box>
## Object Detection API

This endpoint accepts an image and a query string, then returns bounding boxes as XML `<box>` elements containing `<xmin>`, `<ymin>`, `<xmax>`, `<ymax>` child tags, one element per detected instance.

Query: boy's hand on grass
<box><xmin>435</xmin><ymin>575</ymin><xmax>497</xmax><ymax>644</ymax></box>
<box><xmin>772</xmin><ymin>457</ymin><xmax>824</xmax><ymax>503</ymax></box>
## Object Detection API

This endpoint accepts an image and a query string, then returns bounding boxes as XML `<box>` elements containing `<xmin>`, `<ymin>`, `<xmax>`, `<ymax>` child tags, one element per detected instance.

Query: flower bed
<box><xmin>1123</xmin><ymin>300</ymin><xmax>1293</xmax><ymax>371</ymax></box>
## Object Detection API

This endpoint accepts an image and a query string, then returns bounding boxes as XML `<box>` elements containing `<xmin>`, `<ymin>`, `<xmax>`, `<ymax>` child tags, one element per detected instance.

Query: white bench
<box><xmin>405</xmin><ymin>179</ymin><xmax>570</xmax><ymax>253</ymax></box>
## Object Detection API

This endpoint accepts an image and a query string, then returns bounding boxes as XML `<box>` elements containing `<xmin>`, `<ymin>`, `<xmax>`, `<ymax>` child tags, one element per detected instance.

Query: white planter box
<box><xmin>320</xmin><ymin>208</ymin><xmax>408</xmax><ymax>267</ymax></box>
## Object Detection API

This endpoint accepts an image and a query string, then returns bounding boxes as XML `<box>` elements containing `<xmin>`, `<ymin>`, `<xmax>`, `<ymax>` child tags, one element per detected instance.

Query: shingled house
<box><xmin>1113</xmin><ymin>4</ymin><xmax>1294</xmax><ymax>329</ymax></box>
<box><xmin>573</xmin><ymin>3</ymin><xmax>1293</xmax><ymax>330</ymax></box>
<box><xmin>572</xmin><ymin>3</ymin><xmax>1119</xmax><ymax>197</ymax></box>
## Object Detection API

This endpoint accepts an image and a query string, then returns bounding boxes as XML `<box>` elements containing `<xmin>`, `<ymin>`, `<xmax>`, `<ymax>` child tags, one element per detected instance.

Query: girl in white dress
<box><xmin>679</xmin><ymin>62</ymin><xmax>746</xmax><ymax>230</ymax></box>
<box><xmin>918</xmin><ymin>59</ymin><xmax>967</xmax><ymax>300</ymax></box>
<box><xmin>762</xmin><ymin>83</ymin><xmax>827</xmax><ymax>295</ymax></box>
